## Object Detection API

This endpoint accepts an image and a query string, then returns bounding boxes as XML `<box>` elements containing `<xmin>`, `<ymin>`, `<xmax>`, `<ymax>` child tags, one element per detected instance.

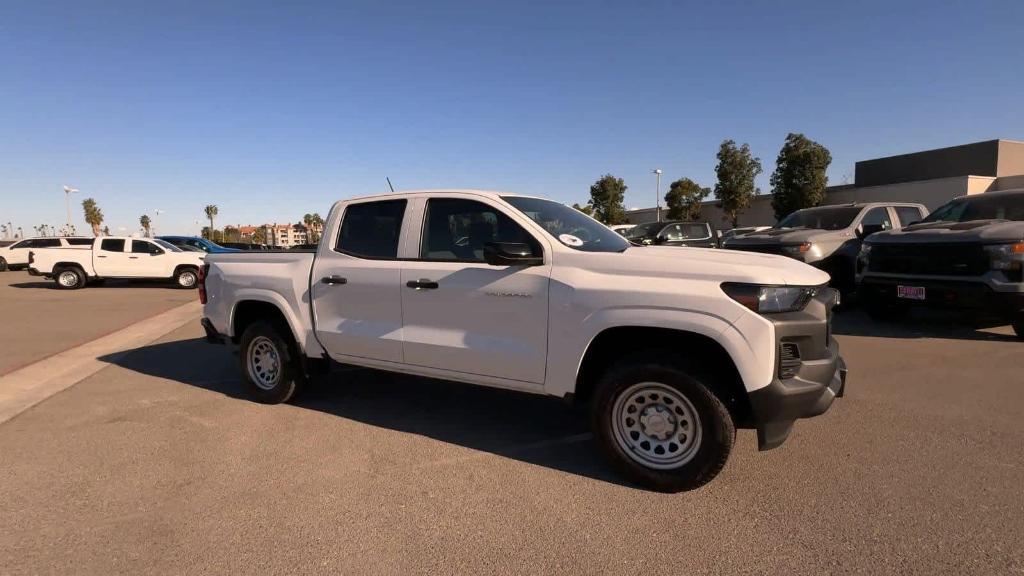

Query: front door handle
<box><xmin>129</xmin><ymin>256</ymin><xmax>139</xmax><ymax>259</ymax></box>
<box><xmin>97</xmin><ymin>255</ymin><xmax>108</xmax><ymax>258</ymax></box>
<box><xmin>321</xmin><ymin>275</ymin><xmax>347</xmax><ymax>285</ymax></box>
<box><xmin>406</xmin><ymin>279</ymin><xmax>439</xmax><ymax>290</ymax></box>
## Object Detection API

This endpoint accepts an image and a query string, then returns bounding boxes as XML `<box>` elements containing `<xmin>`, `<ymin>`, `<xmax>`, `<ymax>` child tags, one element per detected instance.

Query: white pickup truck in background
<box><xmin>200</xmin><ymin>190</ymin><xmax>847</xmax><ymax>491</ymax></box>
<box><xmin>28</xmin><ymin>237</ymin><xmax>205</xmax><ymax>289</ymax></box>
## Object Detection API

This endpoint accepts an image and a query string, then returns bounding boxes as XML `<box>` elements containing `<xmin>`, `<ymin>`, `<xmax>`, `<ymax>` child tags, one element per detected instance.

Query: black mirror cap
<box><xmin>483</xmin><ymin>242</ymin><xmax>543</xmax><ymax>266</ymax></box>
<box><xmin>858</xmin><ymin>223</ymin><xmax>885</xmax><ymax>238</ymax></box>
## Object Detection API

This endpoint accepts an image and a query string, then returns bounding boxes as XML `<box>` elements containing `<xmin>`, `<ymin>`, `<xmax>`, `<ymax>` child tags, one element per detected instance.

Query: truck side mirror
<box><xmin>483</xmin><ymin>242</ymin><xmax>542</xmax><ymax>266</ymax></box>
<box><xmin>857</xmin><ymin>223</ymin><xmax>884</xmax><ymax>238</ymax></box>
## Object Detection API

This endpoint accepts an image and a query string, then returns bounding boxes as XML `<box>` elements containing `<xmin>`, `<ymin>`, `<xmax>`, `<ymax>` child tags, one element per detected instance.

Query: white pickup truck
<box><xmin>201</xmin><ymin>190</ymin><xmax>847</xmax><ymax>491</ymax></box>
<box><xmin>28</xmin><ymin>237</ymin><xmax>205</xmax><ymax>289</ymax></box>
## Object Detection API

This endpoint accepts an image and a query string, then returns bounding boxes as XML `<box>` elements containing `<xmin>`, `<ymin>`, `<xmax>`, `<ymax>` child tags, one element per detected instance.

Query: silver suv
<box><xmin>722</xmin><ymin>203</ymin><xmax>927</xmax><ymax>294</ymax></box>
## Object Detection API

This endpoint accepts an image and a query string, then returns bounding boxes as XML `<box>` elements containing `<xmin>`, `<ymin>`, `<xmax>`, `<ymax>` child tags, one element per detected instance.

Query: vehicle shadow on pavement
<box><xmin>99</xmin><ymin>337</ymin><xmax>632</xmax><ymax>488</ymax></box>
<box><xmin>832</xmin><ymin>308</ymin><xmax>1018</xmax><ymax>342</ymax></box>
<box><xmin>10</xmin><ymin>280</ymin><xmax>181</xmax><ymax>289</ymax></box>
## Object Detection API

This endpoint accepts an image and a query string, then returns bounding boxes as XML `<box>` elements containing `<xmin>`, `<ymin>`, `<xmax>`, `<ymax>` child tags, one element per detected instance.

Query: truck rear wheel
<box><xmin>239</xmin><ymin>321</ymin><xmax>303</xmax><ymax>404</ymax></box>
<box><xmin>591</xmin><ymin>354</ymin><xmax>735</xmax><ymax>492</ymax></box>
<box><xmin>174</xmin><ymin>267</ymin><xmax>198</xmax><ymax>289</ymax></box>
<box><xmin>54</xmin><ymin>267</ymin><xmax>85</xmax><ymax>290</ymax></box>
<box><xmin>1012</xmin><ymin>318</ymin><xmax>1024</xmax><ymax>340</ymax></box>
<box><xmin>0</xmin><ymin>257</ymin><xmax>7</xmax><ymax>272</ymax></box>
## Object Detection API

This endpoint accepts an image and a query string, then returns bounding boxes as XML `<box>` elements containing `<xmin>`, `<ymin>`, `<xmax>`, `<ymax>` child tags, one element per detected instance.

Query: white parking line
<box><xmin>0</xmin><ymin>301</ymin><xmax>202</xmax><ymax>425</ymax></box>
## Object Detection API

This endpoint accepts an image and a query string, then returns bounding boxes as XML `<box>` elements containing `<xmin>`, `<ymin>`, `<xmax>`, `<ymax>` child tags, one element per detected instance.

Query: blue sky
<box><xmin>2</xmin><ymin>0</ymin><xmax>1023</xmax><ymax>236</ymax></box>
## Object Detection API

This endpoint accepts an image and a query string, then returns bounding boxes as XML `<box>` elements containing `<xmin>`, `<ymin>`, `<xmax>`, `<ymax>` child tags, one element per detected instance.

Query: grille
<box><xmin>779</xmin><ymin>342</ymin><xmax>801</xmax><ymax>380</ymax></box>
<box><xmin>869</xmin><ymin>244</ymin><xmax>988</xmax><ymax>276</ymax></box>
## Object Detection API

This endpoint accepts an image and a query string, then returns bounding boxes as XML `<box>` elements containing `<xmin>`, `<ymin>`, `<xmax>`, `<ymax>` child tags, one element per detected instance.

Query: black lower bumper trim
<box><xmin>750</xmin><ymin>355</ymin><xmax>846</xmax><ymax>450</ymax></box>
<box><xmin>860</xmin><ymin>278</ymin><xmax>1024</xmax><ymax>316</ymax></box>
<box><xmin>201</xmin><ymin>317</ymin><xmax>227</xmax><ymax>345</ymax></box>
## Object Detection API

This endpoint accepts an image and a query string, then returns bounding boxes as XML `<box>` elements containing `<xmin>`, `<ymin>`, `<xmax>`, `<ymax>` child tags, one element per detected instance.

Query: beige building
<box><xmin>626</xmin><ymin>139</ymin><xmax>1024</xmax><ymax>227</ymax></box>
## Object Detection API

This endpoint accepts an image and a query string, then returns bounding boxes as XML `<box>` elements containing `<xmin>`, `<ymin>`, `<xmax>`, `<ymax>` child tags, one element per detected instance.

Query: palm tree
<box><xmin>1</xmin><ymin>224</ymin><xmax>8</xmax><ymax>239</ymax></box>
<box><xmin>102</xmin><ymin>226</ymin><xmax>110</xmax><ymax>236</ymax></box>
<box><xmin>82</xmin><ymin>198</ymin><xmax>104</xmax><ymax>237</ymax></box>
<box><xmin>310</xmin><ymin>213</ymin><xmax>324</xmax><ymax>243</ymax></box>
<box><xmin>140</xmin><ymin>214</ymin><xmax>152</xmax><ymax>237</ymax></box>
<box><xmin>204</xmin><ymin>205</ymin><xmax>219</xmax><ymax>239</ymax></box>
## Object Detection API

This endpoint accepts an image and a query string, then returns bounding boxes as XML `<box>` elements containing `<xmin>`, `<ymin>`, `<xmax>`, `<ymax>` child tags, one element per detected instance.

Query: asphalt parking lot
<box><xmin>0</xmin><ymin>273</ymin><xmax>196</xmax><ymax>375</ymax></box>
<box><xmin>1</xmin><ymin>281</ymin><xmax>1022</xmax><ymax>574</ymax></box>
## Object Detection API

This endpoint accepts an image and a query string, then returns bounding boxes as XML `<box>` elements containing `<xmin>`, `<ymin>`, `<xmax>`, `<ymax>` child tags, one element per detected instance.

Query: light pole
<box><xmin>63</xmin><ymin>186</ymin><xmax>79</xmax><ymax>231</ymax></box>
<box><xmin>652</xmin><ymin>169</ymin><xmax>663</xmax><ymax>222</ymax></box>
<box><xmin>153</xmin><ymin>209</ymin><xmax>164</xmax><ymax>237</ymax></box>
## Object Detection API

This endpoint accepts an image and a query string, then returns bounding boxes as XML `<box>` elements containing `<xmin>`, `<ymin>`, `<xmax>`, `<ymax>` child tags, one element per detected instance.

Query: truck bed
<box><xmin>202</xmin><ymin>251</ymin><xmax>322</xmax><ymax>354</ymax></box>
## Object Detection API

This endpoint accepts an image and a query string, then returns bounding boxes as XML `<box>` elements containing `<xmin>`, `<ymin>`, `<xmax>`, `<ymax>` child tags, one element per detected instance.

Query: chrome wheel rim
<box><xmin>178</xmin><ymin>271</ymin><xmax>197</xmax><ymax>287</ymax></box>
<box><xmin>58</xmin><ymin>271</ymin><xmax>78</xmax><ymax>287</ymax></box>
<box><xmin>611</xmin><ymin>382</ymin><xmax>702</xmax><ymax>470</ymax></box>
<box><xmin>247</xmin><ymin>336</ymin><xmax>282</xmax><ymax>390</ymax></box>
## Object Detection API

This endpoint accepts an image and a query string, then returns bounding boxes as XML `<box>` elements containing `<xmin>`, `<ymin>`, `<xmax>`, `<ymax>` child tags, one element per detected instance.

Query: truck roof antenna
<box><xmin>386</xmin><ymin>177</ymin><xmax>395</xmax><ymax>193</ymax></box>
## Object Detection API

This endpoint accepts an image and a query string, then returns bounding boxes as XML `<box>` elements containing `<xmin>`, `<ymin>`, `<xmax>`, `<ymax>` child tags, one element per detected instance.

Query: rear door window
<box><xmin>335</xmin><ymin>199</ymin><xmax>407</xmax><ymax>259</ymax></box>
<box><xmin>894</xmin><ymin>206</ymin><xmax>924</xmax><ymax>227</ymax></box>
<box><xmin>100</xmin><ymin>239</ymin><xmax>126</xmax><ymax>252</ymax></box>
<box><xmin>860</xmin><ymin>207</ymin><xmax>894</xmax><ymax>231</ymax></box>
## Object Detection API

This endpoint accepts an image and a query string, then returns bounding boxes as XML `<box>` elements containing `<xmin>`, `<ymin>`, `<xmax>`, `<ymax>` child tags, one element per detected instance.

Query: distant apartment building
<box><xmin>231</xmin><ymin>223</ymin><xmax>312</xmax><ymax>247</ymax></box>
<box><xmin>626</xmin><ymin>139</ymin><xmax>1024</xmax><ymax>227</ymax></box>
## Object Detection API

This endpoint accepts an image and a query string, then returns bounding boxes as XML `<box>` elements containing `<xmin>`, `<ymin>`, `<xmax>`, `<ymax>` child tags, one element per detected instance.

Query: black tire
<box><xmin>591</xmin><ymin>353</ymin><xmax>735</xmax><ymax>492</ymax></box>
<box><xmin>238</xmin><ymin>320</ymin><xmax>304</xmax><ymax>404</ymax></box>
<box><xmin>53</xmin><ymin>266</ymin><xmax>86</xmax><ymax>290</ymax></box>
<box><xmin>174</xmin><ymin>266</ymin><xmax>199</xmax><ymax>289</ymax></box>
<box><xmin>0</xmin><ymin>257</ymin><xmax>7</xmax><ymax>272</ymax></box>
<box><xmin>1013</xmin><ymin>318</ymin><xmax>1024</xmax><ymax>340</ymax></box>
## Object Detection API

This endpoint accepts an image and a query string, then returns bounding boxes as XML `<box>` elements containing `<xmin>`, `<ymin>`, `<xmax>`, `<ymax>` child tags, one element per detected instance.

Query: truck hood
<box><xmin>560</xmin><ymin>246</ymin><xmax>829</xmax><ymax>286</ymax></box>
<box><xmin>866</xmin><ymin>220</ymin><xmax>1024</xmax><ymax>245</ymax></box>
<box><xmin>724</xmin><ymin>227</ymin><xmax>834</xmax><ymax>246</ymax></box>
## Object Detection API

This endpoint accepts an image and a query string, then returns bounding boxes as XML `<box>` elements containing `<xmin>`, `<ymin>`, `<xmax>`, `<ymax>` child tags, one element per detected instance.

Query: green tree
<box><xmin>204</xmin><ymin>204</ymin><xmax>219</xmax><ymax>239</ymax></box>
<box><xmin>252</xmin><ymin>226</ymin><xmax>267</xmax><ymax>246</ymax></box>
<box><xmin>664</xmin><ymin>178</ymin><xmax>710</xmax><ymax>221</ymax></box>
<box><xmin>714</xmin><ymin>140</ymin><xmax>763</xmax><ymax>227</ymax></box>
<box><xmin>202</xmin><ymin>227</ymin><xmax>224</xmax><ymax>243</ymax></box>
<box><xmin>770</xmin><ymin>133</ymin><xmax>832</xmax><ymax>221</ymax></box>
<box><xmin>572</xmin><ymin>203</ymin><xmax>594</xmax><ymax>217</ymax></box>
<box><xmin>139</xmin><ymin>214</ymin><xmax>152</xmax><ymax>237</ymax></box>
<box><xmin>82</xmin><ymin>198</ymin><xmax>104</xmax><ymax>237</ymax></box>
<box><xmin>588</xmin><ymin>174</ymin><xmax>628</xmax><ymax>224</ymax></box>
<box><xmin>223</xmin><ymin>226</ymin><xmax>240</xmax><ymax>242</ymax></box>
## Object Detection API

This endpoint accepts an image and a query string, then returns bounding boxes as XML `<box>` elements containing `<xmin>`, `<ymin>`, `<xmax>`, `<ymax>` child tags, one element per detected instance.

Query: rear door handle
<box><xmin>129</xmin><ymin>256</ymin><xmax>139</xmax><ymax>259</ymax></box>
<box><xmin>406</xmin><ymin>279</ymin><xmax>439</xmax><ymax>290</ymax></box>
<box><xmin>97</xmin><ymin>255</ymin><xmax>108</xmax><ymax>258</ymax></box>
<box><xmin>321</xmin><ymin>275</ymin><xmax>347</xmax><ymax>285</ymax></box>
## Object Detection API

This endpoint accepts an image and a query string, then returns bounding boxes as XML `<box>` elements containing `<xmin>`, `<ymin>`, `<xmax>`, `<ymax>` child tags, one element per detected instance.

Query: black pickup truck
<box><xmin>858</xmin><ymin>189</ymin><xmax>1024</xmax><ymax>338</ymax></box>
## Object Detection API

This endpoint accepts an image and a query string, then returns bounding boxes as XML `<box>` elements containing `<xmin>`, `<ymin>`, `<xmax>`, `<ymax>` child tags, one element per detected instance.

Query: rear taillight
<box><xmin>198</xmin><ymin>264</ymin><xmax>210</xmax><ymax>304</ymax></box>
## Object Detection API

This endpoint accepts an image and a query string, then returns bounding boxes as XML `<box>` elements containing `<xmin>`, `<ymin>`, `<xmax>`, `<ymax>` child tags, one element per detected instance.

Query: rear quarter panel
<box><xmin>203</xmin><ymin>252</ymin><xmax>324</xmax><ymax>357</ymax></box>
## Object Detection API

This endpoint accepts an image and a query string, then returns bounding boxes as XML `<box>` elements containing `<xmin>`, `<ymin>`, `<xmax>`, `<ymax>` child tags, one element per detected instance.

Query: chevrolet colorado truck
<box><xmin>28</xmin><ymin>237</ymin><xmax>205</xmax><ymax>289</ymax></box>
<box><xmin>201</xmin><ymin>190</ymin><xmax>847</xmax><ymax>491</ymax></box>
<box><xmin>723</xmin><ymin>202</ymin><xmax>927</xmax><ymax>294</ymax></box>
<box><xmin>858</xmin><ymin>189</ymin><xmax>1024</xmax><ymax>338</ymax></box>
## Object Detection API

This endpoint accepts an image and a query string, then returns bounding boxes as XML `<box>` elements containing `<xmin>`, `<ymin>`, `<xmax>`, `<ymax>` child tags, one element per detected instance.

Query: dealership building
<box><xmin>625</xmin><ymin>139</ymin><xmax>1024</xmax><ymax>227</ymax></box>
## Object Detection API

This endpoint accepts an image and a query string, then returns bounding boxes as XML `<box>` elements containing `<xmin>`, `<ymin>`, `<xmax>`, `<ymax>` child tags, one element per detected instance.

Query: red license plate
<box><xmin>897</xmin><ymin>285</ymin><xmax>926</xmax><ymax>300</ymax></box>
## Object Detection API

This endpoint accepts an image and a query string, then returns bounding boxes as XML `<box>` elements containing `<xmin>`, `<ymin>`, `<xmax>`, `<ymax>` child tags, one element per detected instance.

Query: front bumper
<box><xmin>747</xmin><ymin>288</ymin><xmax>847</xmax><ymax>450</ymax></box>
<box><xmin>860</xmin><ymin>276</ymin><xmax>1024</xmax><ymax>316</ymax></box>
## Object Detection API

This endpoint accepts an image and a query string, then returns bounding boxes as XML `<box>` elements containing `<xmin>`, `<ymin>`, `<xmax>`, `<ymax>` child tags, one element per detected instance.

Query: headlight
<box><xmin>721</xmin><ymin>283</ymin><xmax>819</xmax><ymax>314</ymax></box>
<box><xmin>781</xmin><ymin>242</ymin><xmax>813</xmax><ymax>258</ymax></box>
<box><xmin>983</xmin><ymin>242</ymin><xmax>1024</xmax><ymax>270</ymax></box>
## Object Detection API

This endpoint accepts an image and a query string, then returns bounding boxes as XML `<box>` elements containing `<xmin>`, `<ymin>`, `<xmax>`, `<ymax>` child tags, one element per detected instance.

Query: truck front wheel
<box><xmin>239</xmin><ymin>321</ymin><xmax>304</xmax><ymax>404</ymax></box>
<box><xmin>592</xmin><ymin>355</ymin><xmax>735</xmax><ymax>492</ymax></box>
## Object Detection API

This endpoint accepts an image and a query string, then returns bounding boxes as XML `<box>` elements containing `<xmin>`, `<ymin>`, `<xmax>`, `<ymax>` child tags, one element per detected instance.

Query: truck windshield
<box><xmin>501</xmin><ymin>196</ymin><xmax>631</xmax><ymax>253</ymax></box>
<box><xmin>921</xmin><ymin>194</ymin><xmax>1024</xmax><ymax>223</ymax></box>
<box><xmin>776</xmin><ymin>206</ymin><xmax>861</xmax><ymax>230</ymax></box>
